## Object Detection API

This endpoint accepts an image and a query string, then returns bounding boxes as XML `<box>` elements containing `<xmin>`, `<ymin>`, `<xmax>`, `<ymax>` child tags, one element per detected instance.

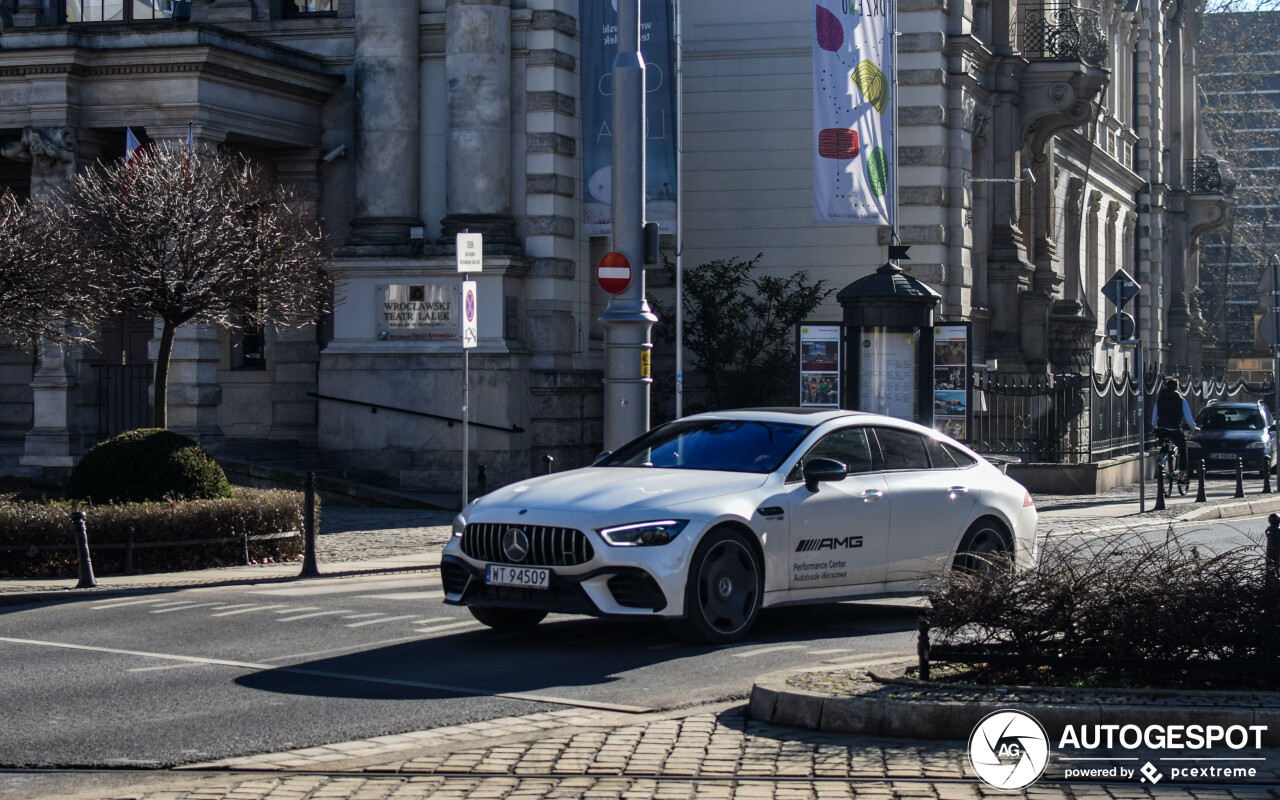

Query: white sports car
<box><xmin>440</xmin><ymin>408</ymin><xmax>1037</xmax><ymax>643</ymax></box>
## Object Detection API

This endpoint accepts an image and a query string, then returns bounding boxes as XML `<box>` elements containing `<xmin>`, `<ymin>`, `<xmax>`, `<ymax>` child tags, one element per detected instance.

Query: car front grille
<box><xmin>461</xmin><ymin>523</ymin><xmax>594</xmax><ymax>567</ymax></box>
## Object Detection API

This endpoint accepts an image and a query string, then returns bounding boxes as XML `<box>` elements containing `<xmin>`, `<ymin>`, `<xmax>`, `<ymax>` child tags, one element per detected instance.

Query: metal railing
<box><xmin>1020</xmin><ymin>1</ymin><xmax>1108</xmax><ymax>65</ymax></box>
<box><xmin>92</xmin><ymin>363</ymin><xmax>152</xmax><ymax>441</ymax></box>
<box><xmin>1186</xmin><ymin>156</ymin><xmax>1235</xmax><ymax>195</ymax></box>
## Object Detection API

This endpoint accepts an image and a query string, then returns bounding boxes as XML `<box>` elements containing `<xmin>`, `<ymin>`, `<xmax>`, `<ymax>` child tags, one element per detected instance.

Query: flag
<box><xmin>125</xmin><ymin>127</ymin><xmax>141</xmax><ymax>162</ymax></box>
<box><xmin>185</xmin><ymin>121</ymin><xmax>195</xmax><ymax>184</ymax></box>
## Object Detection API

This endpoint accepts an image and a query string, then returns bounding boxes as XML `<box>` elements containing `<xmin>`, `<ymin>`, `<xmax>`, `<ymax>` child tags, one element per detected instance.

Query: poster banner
<box><xmin>859</xmin><ymin>329</ymin><xmax>915</xmax><ymax>419</ymax></box>
<box><xmin>812</xmin><ymin>0</ymin><xmax>893</xmax><ymax>224</ymax></box>
<box><xmin>581</xmin><ymin>0</ymin><xmax>678</xmax><ymax>236</ymax></box>
<box><xmin>799</xmin><ymin>324</ymin><xmax>841</xmax><ymax>407</ymax></box>
<box><xmin>933</xmin><ymin>324</ymin><xmax>971</xmax><ymax>441</ymax></box>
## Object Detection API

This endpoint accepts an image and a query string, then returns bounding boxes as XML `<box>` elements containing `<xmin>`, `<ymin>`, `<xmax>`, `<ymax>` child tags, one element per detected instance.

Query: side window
<box><xmin>945</xmin><ymin>444</ymin><xmax>978</xmax><ymax>467</ymax></box>
<box><xmin>924</xmin><ymin>437</ymin><xmax>958</xmax><ymax>468</ymax></box>
<box><xmin>789</xmin><ymin>427</ymin><xmax>874</xmax><ymax>481</ymax></box>
<box><xmin>871</xmin><ymin>427</ymin><xmax>930</xmax><ymax>471</ymax></box>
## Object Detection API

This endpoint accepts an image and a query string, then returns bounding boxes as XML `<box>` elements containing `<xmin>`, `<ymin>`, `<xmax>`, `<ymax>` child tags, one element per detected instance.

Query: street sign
<box><xmin>1106</xmin><ymin>311</ymin><xmax>1136</xmax><ymax>342</ymax></box>
<box><xmin>461</xmin><ymin>280</ymin><xmax>478</xmax><ymax>349</ymax></box>
<box><xmin>457</xmin><ymin>233</ymin><xmax>483</xmax><ymax>273</ymax></box>
<box><xmin>1261</xmin><ymin>311</ymin><xmax>1280</xmax><ymax>348</ymax></box>
<box><xmin>1102</xmin><ymin>268</ymin><xmax>1140</xmax><ymax>309</ymax></box>
<box><xmin>597</xmin><ymin>251</ymin><xmax>632</xmax><ymax>294</ymax></box>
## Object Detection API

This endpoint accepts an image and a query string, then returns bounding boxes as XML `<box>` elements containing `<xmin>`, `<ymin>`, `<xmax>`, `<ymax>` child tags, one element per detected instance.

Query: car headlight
<box><xmin>452</xmin><ymin>515</ymin><xmax>466</xmax><ymax>538</ymax></box>
<box><xmin>599</xmin><ymin>519</ymin><xmax>689</xmax><ymax>547</ymax></box>
<box><xmin>1248</xmin><ymin>441</ymin><xmax>1266</xmax><ymax>450</ymax></box>
<box><xmin>1187</xmin><ymin>440</ymin><xmax>1202</xmax><ymax>448</ymax></box>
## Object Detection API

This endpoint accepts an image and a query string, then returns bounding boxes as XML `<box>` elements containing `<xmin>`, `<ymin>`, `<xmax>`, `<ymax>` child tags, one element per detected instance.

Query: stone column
<box><xmin>20</xmin><ymin>341</ymin><xmax>88</xmax><ymax>473</ymax></box>
<box><xmin>985</xmin><ymin>65</ymin><xmax>1034</xmax><ymax>371</ymax></box>
<box><xmin>13</xmin><ymin>0</ymin><xmax>43</xmax><ymax>27</ymax></box>
<box><xmin>349</xmin><ymin>0</ymin><xmax>422</xmax><ymax>250</ymax></box>
<box><xmin>440</xmin><ymin>0</ymin><xmax>517</xmax><ymax>248</ymax></box>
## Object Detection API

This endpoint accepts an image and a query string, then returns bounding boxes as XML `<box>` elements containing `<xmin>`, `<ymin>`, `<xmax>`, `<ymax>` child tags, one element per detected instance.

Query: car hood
<box><xmin>1194</xmin><ymin>429</ymin><xmax>1266</xmax><ymax>445</ymax></box>
<box><xmin>474</xmin><ymin>467</ymin><xmax>770</xmax><ymax>515</ymax></box>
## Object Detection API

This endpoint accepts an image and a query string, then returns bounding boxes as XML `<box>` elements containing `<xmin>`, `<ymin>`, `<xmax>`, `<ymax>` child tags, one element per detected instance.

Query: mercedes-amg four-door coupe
<box><xmin>440</xmin><ymin>408</ymin><xmax>1038</xmax><ymax>643</ymax></box>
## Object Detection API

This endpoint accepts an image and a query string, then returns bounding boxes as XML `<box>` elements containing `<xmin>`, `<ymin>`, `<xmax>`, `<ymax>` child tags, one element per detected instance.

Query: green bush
<box><xmin>0</xmin><ymin>488</ymin><xmax>308</xmax><ymax>578</ymax></box>
<box><xmin>68</xmin><ymin>428</ymin><xmax>233</xmax><ymax>504</ymax></box>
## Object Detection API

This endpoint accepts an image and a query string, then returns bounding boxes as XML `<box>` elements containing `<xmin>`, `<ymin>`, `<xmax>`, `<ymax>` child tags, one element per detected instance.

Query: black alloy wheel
<box><xmin>672</xmin><ymin>529</ymin><xmax>762</xmax><ymax>644</ymax></box>
<box><xmin>953</xmin><ymin>519</ymin><xmax>1012</xmax><ymax>575</ymax></box>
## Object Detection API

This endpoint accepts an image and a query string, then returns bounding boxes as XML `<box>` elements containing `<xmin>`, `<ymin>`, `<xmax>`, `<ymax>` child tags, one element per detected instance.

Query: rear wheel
<box><xmin>670</xmin><ymin>528</ymin><xmax>762</xmax><ymax>644</ymax></box>
<box><xmin>952</xmin><ymin>519</ymin><xmax>1012</xmax><ymax>574</ymax></box>
<box><xmin>468</xmin><ymin>606</ymin><xmax>547</xmax><ymax>631</ymax></box>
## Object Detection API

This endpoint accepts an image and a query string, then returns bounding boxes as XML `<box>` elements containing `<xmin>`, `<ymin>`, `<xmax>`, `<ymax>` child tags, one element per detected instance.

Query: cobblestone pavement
<box><xmin>313</xmin><ymin>507</ymin><xmax>454</xmax><ymax>563</ymax></box>
<box><xmin>54</xmin><ymin>707</ymin><xmax>1280</xmax><ymax>799</ymax></box>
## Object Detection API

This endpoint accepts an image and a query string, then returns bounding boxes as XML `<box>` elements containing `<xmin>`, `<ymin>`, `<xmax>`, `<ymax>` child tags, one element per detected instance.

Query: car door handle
<box><xmin>861</xmin><ymin>489</ymin><xmax>884</xmax><ymax>501</ymax></box>
<box><xmin>948</xmin><ymin>486</ymin><xmax>970</xmax><ymax>498</ymax></box>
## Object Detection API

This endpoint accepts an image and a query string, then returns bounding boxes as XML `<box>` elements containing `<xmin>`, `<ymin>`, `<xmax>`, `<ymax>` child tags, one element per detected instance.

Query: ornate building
<box><xmin>0</xmin><ymin>0</ymin><xmax>1228</xmax><ymax>490</ymax></box>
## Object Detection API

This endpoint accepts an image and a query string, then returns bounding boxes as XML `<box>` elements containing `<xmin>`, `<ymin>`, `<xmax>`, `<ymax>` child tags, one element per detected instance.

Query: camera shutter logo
<box><xmin>968</xmin><ymin>709</ymin><xmax>1050</xmax><ymax>790</ymax></box>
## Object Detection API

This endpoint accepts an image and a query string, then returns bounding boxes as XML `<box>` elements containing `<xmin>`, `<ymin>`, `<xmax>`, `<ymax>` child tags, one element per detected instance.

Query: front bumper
<box><xmin>440</xmin><ymin>555</ymin><xmax>670</xmax><ymax>617</ymax></box>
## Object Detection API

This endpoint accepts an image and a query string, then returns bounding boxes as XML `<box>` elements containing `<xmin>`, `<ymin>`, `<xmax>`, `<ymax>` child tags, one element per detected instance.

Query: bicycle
<box><xmin>1155</xmin><ymin>435</ymin><xmax>1191</xmax><ymax>496</ymax></box>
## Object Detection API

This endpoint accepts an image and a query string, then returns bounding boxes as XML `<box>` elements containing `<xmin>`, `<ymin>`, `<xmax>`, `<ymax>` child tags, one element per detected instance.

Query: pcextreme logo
<box><xmin>969</xmin><ymin>709</ymin><xmax>1051</xmax><ymax>790</ymax></box>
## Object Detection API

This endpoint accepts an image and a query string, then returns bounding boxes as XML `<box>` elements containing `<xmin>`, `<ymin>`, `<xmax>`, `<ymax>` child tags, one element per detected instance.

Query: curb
<box><xmin>748</xmin><ymin>667</ymin><xmax>1280</xmax><ymax>745</ymax></box>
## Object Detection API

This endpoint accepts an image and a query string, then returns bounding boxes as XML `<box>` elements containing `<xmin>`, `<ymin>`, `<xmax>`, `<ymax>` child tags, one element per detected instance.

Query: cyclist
<box><xmin>1151</xmin><ymin>378</ymin><xmax>1200</xmax><ymax>480</ymax></box>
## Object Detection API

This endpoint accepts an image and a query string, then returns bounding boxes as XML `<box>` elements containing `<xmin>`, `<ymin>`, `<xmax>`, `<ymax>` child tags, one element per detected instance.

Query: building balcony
<box><xmin>1020</xmin><ymin>1</ymin><xmax>1109</xmax><ymax>66</ymax></box>
<box><xmin>1186</xmin><ymin>157</ymin><xmax>1236</xmax><ymax>195</ymax></box>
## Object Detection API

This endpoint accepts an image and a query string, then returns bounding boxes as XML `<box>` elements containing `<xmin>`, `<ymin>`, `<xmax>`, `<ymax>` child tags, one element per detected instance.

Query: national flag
<box><xmin>125</xmin><ymin>127</ymin><xmax>141</xmax><ymax>162</ymax></box>
<box><xmin>123</xmin><ymin>126</ymin><xmax>143</xmax><ymax>200</ymax></box>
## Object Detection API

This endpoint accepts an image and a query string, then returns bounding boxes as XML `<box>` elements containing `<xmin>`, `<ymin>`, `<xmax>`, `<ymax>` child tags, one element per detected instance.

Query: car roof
<box><xmin>1202</xmin><ymin>402</ymin><xmax>1263</xmax><ymax>410</ymax></box>
<box><xmin>680</xmin><ymin>407</ymin><xmax>935</xmax><ymax>428</ymax></box>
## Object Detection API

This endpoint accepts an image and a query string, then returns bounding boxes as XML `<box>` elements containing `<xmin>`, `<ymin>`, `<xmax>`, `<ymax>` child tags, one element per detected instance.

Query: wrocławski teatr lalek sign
<box><xmin>375</xmin><ymin>283</ymin><xmax>456</xmax><ymax>341</ymax></box>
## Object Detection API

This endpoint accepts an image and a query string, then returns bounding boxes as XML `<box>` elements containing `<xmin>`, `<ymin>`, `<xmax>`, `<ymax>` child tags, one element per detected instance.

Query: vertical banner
<box><xmin>813</xmin><ymin>0</ymin><xmax>893</xmax><ymax>224</ymax></box>
<box><xmin>799</xmin><ymin>323</ymin><xmax>842</xmax><ymax>407</ymax></box>
<box><xmin>581</xmin><ymin>0</ymin><xmax>678</xmax><ymax>236</ymax></box>
<box><xmin>932</xmin><ymin>324</ymin><xmax>971</xmax><ymax>441</ymax></box>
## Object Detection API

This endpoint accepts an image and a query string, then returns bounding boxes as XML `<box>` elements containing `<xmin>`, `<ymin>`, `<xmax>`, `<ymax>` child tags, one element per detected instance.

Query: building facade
<box><xmin>0</xmin><ymin>0</ymin><xmax>1228</xmax><ymax>491</ymax></box>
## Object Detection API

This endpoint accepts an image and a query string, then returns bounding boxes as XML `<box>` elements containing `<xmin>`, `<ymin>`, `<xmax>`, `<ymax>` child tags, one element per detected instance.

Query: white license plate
<box><xmin>1210</xmin><ymin>453</ymin><xmax>1237</xmax><ymax>460</ymax></box>
<box><xmin>485</xmin><ymin>564</ymin><xmax>550</xmax><ymax>588</ymax></box>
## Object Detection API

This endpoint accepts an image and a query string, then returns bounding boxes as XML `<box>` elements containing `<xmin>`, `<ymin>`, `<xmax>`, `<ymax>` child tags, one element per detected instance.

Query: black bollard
<box><xmin>71</xmin><ymin>510</ymin><xmax>97</xmax><ymax>589</ymax></box>
<box><xmin>124</xmin><ymin>526</ymin><xmax>135</xmax><ymax>575</ymax></box>
<box><xmin>543</xmin><ymin>454</ymin><xmax>554</xmax><ymax>475</ymax></box>
<box><xmin>477</xmin><ymin>464</ymin><xmax>487</xmax><ymax>497</ymax></box>
<box><xmin>917</xmin><ymin>620</ymin><xmax>931</xmax><ymax>682</ymax></box>
<box><xmin>1265</xmin><ymin>464</ymin><xmax>1273</xmax><ymax>495</ymax></box>
<box><xmin>1236</xmin><ymin>457</ymin><xmax>1246</xmax><ymax>499</ymax></box>
<box><xmin>300</xmin><ymin>471</ymin><xmax>319</xmax><ymax>577</ymax></box>
<box><xmin>1154</xmin><ymin>460</ymin><xmax>1166</xmax><ymax>511</ymax></box>
<box><xmin>241</xmin><ymin>529</ymin><xmax>251</xmax><ymax>566</ymax></box>
<box><xmin>1196</xmin><ymin>460</ymin><xmax>1207</xmax><ymax>503</ymax></box>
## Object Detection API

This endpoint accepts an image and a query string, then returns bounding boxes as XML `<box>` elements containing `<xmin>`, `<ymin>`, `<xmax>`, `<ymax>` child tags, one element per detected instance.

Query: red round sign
<box><xmin>597</xmin><ymin>251</ymin><xmax>632</xmax><ymax>294</ymax></box>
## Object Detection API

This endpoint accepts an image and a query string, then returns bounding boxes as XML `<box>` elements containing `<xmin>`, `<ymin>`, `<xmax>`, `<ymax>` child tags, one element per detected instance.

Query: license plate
<box><xmin>485</xmin><ymin>564</ymin><xmax>550</xmax><ymax>588</ymax></box>
<box><xmin>1210</xmin><ymin>453</ymin><xmax>1237</xmax><ymax>460</ymax></box>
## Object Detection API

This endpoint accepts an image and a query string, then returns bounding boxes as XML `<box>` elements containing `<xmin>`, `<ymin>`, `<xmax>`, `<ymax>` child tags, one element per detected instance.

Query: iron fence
<box><xmin>972</xmin><ymin>368</ymin><xmax>1274</xmax><ymax>464</ymax></box>
<box><xmin>93</xmin><ymin>363</ymin><xmax>151</xmax><ymax>441</ymax></box>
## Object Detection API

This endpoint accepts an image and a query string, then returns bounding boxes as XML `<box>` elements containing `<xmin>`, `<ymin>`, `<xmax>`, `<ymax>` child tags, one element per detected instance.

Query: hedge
<box><xmin>0</xmin><ymin>488</ymin><xmax>311</xmax><ymax>578</ymax></box>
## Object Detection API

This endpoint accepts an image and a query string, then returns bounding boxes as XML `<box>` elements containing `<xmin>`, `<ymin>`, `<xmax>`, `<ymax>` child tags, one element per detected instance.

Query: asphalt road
<box><xmin>0</xmin><ymin>571</ymin><xmax>919</xmax><ymax>768</ymax></box>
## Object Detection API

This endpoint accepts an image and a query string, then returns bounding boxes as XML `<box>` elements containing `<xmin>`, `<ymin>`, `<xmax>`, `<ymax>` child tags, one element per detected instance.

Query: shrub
<box><xmin>68</xmin><ymin>428</ymin><xmax>233</xmax><ymax>504</ymax></box>
<box><xmin>0</xmin><ymin>488</ymin><xmax>308</xmax><ymax>578</ymax></box>
<box><xmin>928</xmin><ymin>531</ymin><xmax>1272</xmax><ymax>663</ymax></box>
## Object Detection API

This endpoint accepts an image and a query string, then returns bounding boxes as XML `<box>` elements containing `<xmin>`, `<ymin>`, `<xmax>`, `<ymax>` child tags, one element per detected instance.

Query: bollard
<box><xmin>124</xmin><ymin>526</ymin><xmax>135</xmax><ymax>575</ymax></box>
<box><xmin>1196</xmin><ymin>460</ymin><xmax>1207</xmax><ymax>503</ymax></box>
<box><xmin>1236</xmin><ymin>457</ymin><xmax>1246</xmax><ymax>499</ymax></box>
<box><xmin>300</xmin><ymin>471</ymin><xmax>319</xmax><ymax>577</ymax></box>
<box><xmin>70</xmin><ymin>510</ymin><xmax>97</xmax><ymax>589</ymax></box>
<box><xmin>477</xmin><ymin>464</ymin><xmax>487</xmax><ymax>497</ymax></box>
<box><xmin>917</xmin><ymin>620</ymin><xmax>931</xmax><ymax>682</ymax></box>
<box><xmin>1154</xmin><ymin>460</ymin><xmax>1166</xmax><ymax>511</ymax></box>
<box><xmin>1268</xmin><ymin>513</ymin><xmax>1280</xmax><ymax>583</ymax></box>
<box><xmin>543</xmin><ymin>454</ymin><xmax>554</xmax><ymax>475</ymax></box>
<box><xmin>241</xmin><ymin>529</ymin><xmax>251</xmax><ymax>566</ymax></box>
<box><xmin>1265</xmin><ymin>464</ymin><xmax>1273</xmax><ymax>495</ymax></box>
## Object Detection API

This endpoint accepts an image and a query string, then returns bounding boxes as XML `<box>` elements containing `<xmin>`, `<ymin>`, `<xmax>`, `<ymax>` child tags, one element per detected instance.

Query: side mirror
<box><xmin>593</xmin><ymin>451</ymin><xmax>612</xmax><ymax>465</ymax></box>
<box><xmin>803</xmin><ymin>458</ymin><xmax>848</xmax><ymax>492</ymax></box>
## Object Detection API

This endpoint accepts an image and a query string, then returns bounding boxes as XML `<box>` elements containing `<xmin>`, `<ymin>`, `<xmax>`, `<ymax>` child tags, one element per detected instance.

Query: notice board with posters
<box><xmin>859</xmin><ymin>328</ymin><xmax>917</xmax><ymax>420</ymax></box>
<box><xmin>798</xmin><ymin>323</ymin><xmax>842</xmax><ymax>407</ymax></box>
<box><xmin>932</xmin><ymin>323</ymin><xmax>971</xmax><ymax>442</ymax></box>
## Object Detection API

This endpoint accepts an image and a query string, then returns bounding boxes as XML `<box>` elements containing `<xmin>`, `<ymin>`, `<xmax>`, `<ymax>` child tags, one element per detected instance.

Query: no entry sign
<box><xmin>597</xmin><ymin>252</ymin><xmax>632</xmax><ymax>294</ymax></box>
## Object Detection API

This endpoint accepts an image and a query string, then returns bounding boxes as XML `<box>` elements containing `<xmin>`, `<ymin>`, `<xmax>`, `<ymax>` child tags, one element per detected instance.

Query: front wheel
<box><xmin>670</xmin><ymin>529</ymin><xmax>762</xmax><ymax>644</ymax></box>
<box><xmin>468</xmin><ymin>606</ymin><xmax>547</xmax><ymax>631</ymax></box>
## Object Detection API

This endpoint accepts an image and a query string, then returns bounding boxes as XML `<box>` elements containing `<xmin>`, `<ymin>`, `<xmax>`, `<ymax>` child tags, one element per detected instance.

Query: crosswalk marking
<box><xmin>209</xmin><ymin>604</ymin><xmax>257</xmax><ymax>612</ymax></box>
<box><xmin>344</xmin><ymin>615</ymin><xmax>418</xmax><ymax>628</ymax></box>
<box><xmin>415</xmin><ymin>620</ymin><xmax>484</xmax><ymax>635</ymax></box>
<box><xmin>357</xmin><ymin>591</ymin><xmax>444</xmax><ymax>600</ymax></box>
<box><xmin>276</xmin><ymin>610</ymin><xmax>350</xmax><ymax>623</ymax></box>
<box><xmin>209</xmin><ymin>604</ymin><xmax>287</xmax><ymax>617</ymax></box>
<box><xmin>150</xmin><ymin>603</ymin><xmax>222</xmax><ymax>614</ymax></box>
<box><xmin>91</xmin><ymin>598</ymin><xmax>167</xmax><ymax>610</ymax></box>
<box><xmin>151</xmin><ymin>600</ymin><xmax>204</xmax><ymax>608</ymax></box>
<box><xmin>341</xmin><ymin>613</ymin><xmax>385</xmax><ymax>620</ymax></box>
<box><xmin>731</xmin><ymin>645</ymin><xmax>807</xmax><ymax>658</ymax></box>
<box><xmin>410</xmin><ymin>617</ymin><xmax>453</xmax><ymax>625</ymax></box>
<box><xmin>808</xmin><ymin>648</ymin><xmax>855</xmax><ymax>655</ymax></box>
<box><xmin>273</xmin><ymin>606</ymin><xmax>319</xmax><ymax>614</ymax></box>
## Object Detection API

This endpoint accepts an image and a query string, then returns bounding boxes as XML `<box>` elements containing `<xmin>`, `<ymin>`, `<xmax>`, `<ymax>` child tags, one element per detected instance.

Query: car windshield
<box><xmin>1198</xmin><ymin>407</ymin><xmax>1265</xmax><ymax>431</ymax></box>
<box><xmin>598</xmin><ymin>419</ymin><xmax>812</xmax><ymax>473</ymax></box>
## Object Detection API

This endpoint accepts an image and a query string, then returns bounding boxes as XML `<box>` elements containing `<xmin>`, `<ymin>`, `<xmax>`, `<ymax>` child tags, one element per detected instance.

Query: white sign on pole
<box><xmin>457</xmin><ymin>233</ymin><xmax>483</xmax><ymax>273</ymax></box>
<box><xmin>461</xmin><ymin>281</ymin><xmax>478</xmax><ymax>349</ymax></box>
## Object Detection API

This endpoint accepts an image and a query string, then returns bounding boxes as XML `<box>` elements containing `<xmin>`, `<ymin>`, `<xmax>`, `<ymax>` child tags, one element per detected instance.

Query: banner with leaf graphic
<box><xmin>813</xmin><ymin>0</ymin><xmax>893</xmax><ymax>224</ymax></box>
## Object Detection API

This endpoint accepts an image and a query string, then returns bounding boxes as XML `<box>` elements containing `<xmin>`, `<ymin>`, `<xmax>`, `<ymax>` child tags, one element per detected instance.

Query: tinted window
<box><xmin>599</xmin><ymin>419</ymin><xmax>811</xmax><ymax>474</ymax></box>
<box><xmin>1198</xmin><ymin>406</ymin><xmax>1266</xmax><ymax>431</ymax></box>
<box><xmin>801</xmin><ymin>427</ymin><xmax>875</xmax><ymax>474</ymax></box>
<box><xmin>872</xmin><ymin>427</ymin><xmax>931</xmax><ymax>470</ymax></box>
<box><xmin>945</xmin><ymin>444</ymin><xmax>978</xmax><ymax>467</ymax></box>
<box><xmin>924</xmin><ymin>436</ymin><xmax>958</xmax><ymax>468</ymax></box>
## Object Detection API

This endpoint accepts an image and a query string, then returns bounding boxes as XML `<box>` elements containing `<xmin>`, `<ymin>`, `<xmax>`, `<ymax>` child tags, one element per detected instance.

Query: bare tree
<box><xmin>0</xmin><ymin>190</ymin><xmax>102</xmax><ymax>347</ymax></box>
<box><xmin>53</xmin><ymin>144</ymin><xmax>334</xmax><ymax>428</ymax></box>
